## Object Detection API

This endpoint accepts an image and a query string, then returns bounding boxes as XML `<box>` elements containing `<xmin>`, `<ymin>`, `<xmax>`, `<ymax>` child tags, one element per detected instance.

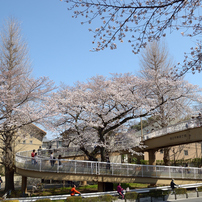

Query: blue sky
<box><xmin>1</xmin><ymin>0</ymin><xmax>201</xmax><ymax>138</ymax></box>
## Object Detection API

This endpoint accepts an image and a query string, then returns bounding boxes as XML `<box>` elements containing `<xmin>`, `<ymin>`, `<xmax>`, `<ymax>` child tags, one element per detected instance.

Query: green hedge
<box><xmin>82</xmin><ymin>197</ymin><xmax>99</xmax><ymax>202</ymax></box>
<box><xmin>35</xmin><ymin>199</ymin><xmax>51</xmax><ymax>202</ymax></box>
<box><xmin>197</xmin><ymin>186</ymin><xmax>202</xmax><ymax>192</ymax></box>
<box><xmin>82</xmin><ymin>194</ymin><xmax>113</xmax><ymax>202</ymax></box>
<box><xmin>175</xmin><ymin>188</ymin><xmax>187</xmax><ymax>195</ymax></box>
<box><xmin>39</xmin><ymin>192</ymin><xmax>52</xmax><ymax>196</ymax></box>
<box><xmin>66</xmin><ymin>196</ymin><xmax>82</xmax><ymax>202</ymax></box>
<box><xmin>100</xmin><ymin>194</ymin><xmax>112</xmax><ymax>202</ymax></box>
<box><xmin>125</xmin><ymin>192</ymin><xmax>138</xmax><ymax>200</ymax></box>
<box><xmin>149</xmin><ymin>190</ymin><xmax>163</xmax><ymax>198</ymax></box>
<box><xmin>149</xmin><ymin>189</ymin><xmax>170</xmax><ymax>197</ymax></box>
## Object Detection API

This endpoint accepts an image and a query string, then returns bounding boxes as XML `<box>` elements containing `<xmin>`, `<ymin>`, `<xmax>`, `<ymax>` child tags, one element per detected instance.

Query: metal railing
<box><xmin>144</xmin><ymin>118</ymin><xmax>202</xmax><ymax>140</ymax></box>
<box><xmin>16</xmin><ymin>150</ymin><xmax>202</xmax><ymax>180</ymax></box>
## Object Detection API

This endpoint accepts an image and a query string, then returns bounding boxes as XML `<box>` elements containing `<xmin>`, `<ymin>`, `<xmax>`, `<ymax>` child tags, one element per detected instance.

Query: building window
<box><xmin>30</xmin><ymin>140</ymin><xmax>33</xmax><ymax>144</ymax></box>
<box><xmin>184</xmin><ymin>150</ymin><xmax>188</xmax><ymax>156</ymax></box>
<box><xmin>23</xmin><ymin>140</ymin><xmax>26</xmax><ymax>144</ymax></box>
<box><xmin>160</xmin><ymin>149</ymin><xmax>163</xmax><ymax>154</ymax></box>
<box><xmin>30</xmin><ymin>134</ymin><xmax>33</xmax><ymax>139</ymax></box>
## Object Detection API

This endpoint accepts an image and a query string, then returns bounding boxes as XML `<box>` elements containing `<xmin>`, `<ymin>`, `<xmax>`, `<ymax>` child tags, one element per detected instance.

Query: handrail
<box><xmin>144</xmin><ymin>118</ymin><xmax>202</xmax><ymax>140</ymax></box>
<box><xmin>15</xmin><ymin>150</ymin><xmax>202</xmax><ymax>180</ymax></box>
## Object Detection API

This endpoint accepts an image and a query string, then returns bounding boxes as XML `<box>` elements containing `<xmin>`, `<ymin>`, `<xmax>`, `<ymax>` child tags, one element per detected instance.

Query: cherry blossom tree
<box><xmin>63</xmin><ymin>0</ymin><xmax>202</xmax><ymax>75</ymax></box>
<box><xmin>51</xmin><ymin>74</ymin><xmax>147</xmax><ymax>161</ymax></box>
<box><xmin>50</xmin><ymin>71</ymin><xmax>201</xmax><ymax>162</ymax></box>
<box><xmin>139</xmin><ymin>40</ymin><xmax>202</xmax><ymax>165</ymax></box>
<box><xmin>0</xmin><ymin>18</ymin><xmax>55</xmax><ymax>191</ymax></box>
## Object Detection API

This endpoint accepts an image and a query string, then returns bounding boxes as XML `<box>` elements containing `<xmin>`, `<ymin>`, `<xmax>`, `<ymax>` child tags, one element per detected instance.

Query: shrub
<box><xmin>140</xmin><ymin>159</ymin><xmax>148</xmax><ymax>165</ymax></box>
<box><xmin>35</xmin><ymin>199</ymin><xmax>51</xmax><ymax>202</ymax></box>
<box><xmin>9</xmin><ymin>190</ymin><xmax>21</xmax><ymax>197</ymax></box>
<box><xmin>131</xmin><ymin>157</ymin><xmax>138</xmax><ymax>164</ymax></box>
<box><xmin>156</xmin><ymin>160</ymin><xmax>164</xmax><ymax>165</ymax></box>
<box><xmin>197</xmin><ymin>186</ymin><xmax>202</xmax><ymax>192</ymax></box>
<box><xmin>82</xmin><ymin>195</ymin><xmax>112</xmax><ymax>202</ymax></box>
<box><xmin>66</xmin><ymin>196</ymin><xmax>82</xmax><ymax>202</ymax></box>
<box><xmin>100</xmin><ymin>194</ymin><xmax>112</xmax><ymax>202</ymax></box>
<box><xmin>39</xmin><ymin>192</ymin><xmax>52</xmax><ymax>196</ymax></box>
<box><xmin>82</xmin><ymin>197</ymin><xmax>100</xmax><ymax>202</ymax></box>
<box><xmin>125</xmin><ymin>192</ymin><xmax>138</xmax><ymax>200</ymax></box>
<box><xmin>175</xmin><ymin>188</ymin><xmax>187</xmax><ymax>195</ymax></box>
<box><xmin>162</xmin><ymin>190</ymin><xmax>171</xmax><ymax>196</ymax></box>
<box><xmin>149</xmin><ymin>190</ymin><xmax>163</xmax><ymax>198</ymax></box>
<box><xmin>49</xmin><ymin>187</ymin><xmax>57</xmax><ymax>194</ymax></box>
<box><xmin>119</xmin><ymin>183</ymin><xmax>130</xmax><ymax>189</ymax></box>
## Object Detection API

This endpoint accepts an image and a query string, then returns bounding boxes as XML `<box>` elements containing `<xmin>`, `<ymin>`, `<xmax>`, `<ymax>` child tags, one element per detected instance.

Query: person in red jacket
<box><xmin>71</xmin><ymin>184</ymin><xmax>81</xmax><ymax>196</ymax></box>
<box><xmin>31</xmin><ymin>149</ymin><xmax>35</xmax><ymax>164</ymax></box>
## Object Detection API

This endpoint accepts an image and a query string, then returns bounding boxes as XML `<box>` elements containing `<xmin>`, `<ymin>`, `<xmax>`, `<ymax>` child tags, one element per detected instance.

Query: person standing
<box><xmin>34</xmin><ymin>153</ymin><xmax>38</xmax><ymax>165</ymax></box>
<box><xmin>31</xmin><ymin>149</ymin><xmax>35</xmax><ymax>164</ymax></box>
<box><xmin>58</xmin><ymin>155</ymin><xmax>62</xmax><ymax>167</ymax></box>
<box><xmin>106</xmin><ymin>157</ymin><xmax>110</xmax><ymax>170</ymax></box>
<box><xmin>197</xmin><ymin>113</ymin><xmax>202</xmax><ymax>127</ymax></box>
<box><xmin>38</xmin><ymin>146</ymin><xmax>42</xmax><ymax>156</ymax></box>
<box><xmin>70</xmin><ymin>184</ymin><xmax>81</xmax><ymax>196</ymax></box>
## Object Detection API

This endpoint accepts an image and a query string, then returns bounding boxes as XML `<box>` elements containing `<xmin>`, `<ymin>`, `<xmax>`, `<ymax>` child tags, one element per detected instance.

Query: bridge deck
<box><xmin>16</xmin><ymin>151</ymin><xmax>202</xmax><ymax>184</ymax></box>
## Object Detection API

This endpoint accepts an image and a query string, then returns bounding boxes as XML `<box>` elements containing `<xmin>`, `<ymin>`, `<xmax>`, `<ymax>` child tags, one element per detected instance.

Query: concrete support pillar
<box><xmin>148</xmin><ymin>149</ymin><xmax>156</xmax><ymax>165</ymax></box>
<box><xmin>148</xmin><ymin>149</ymin><xmax>157</xmax><ymax>186</ymax></box>
<box><xmin>98</xmin><ymin>182</ymin><xmax>104</xmax><ymax>192</ymax></box>
<box><xmin>98</xmin><ymin>182</ymin><xmax>113</xmax><ymax>192</ymax></box>
<box><xmin>21</xmin><ymin>176</ymin><xmax>27</xmax><ymax>193</ymax></box>
<box><xmin>81</xmin><ymin>181</ymin><xmax>87</xmax><ymax>186</ymax></box>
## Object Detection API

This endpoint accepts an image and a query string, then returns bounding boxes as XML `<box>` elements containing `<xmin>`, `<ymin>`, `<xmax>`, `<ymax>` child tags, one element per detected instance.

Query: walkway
<box><xmin>16</xmin><ymin>150</ymin><xmax>202</xmax><ymax>184</ymax></box>
<box><xmin>143</xmin><ymin>118</ymin><xmax>202</xmax><ymax>150</ymax></box>
<box><xmin>15</xmin><ymin>118</ymin><xmax>202</xmax><ymax>185</ymax></box>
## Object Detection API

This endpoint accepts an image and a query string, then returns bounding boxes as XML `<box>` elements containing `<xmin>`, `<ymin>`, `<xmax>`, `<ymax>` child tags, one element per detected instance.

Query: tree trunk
<box><xmin>5</xmin><ymin>165</ymin><xmax>15</xmax><ymax>192</ymax></box>
<box><xmin>80</xmin><ymin>146</ymin><xmax>99</xmax><ymax>161</ymax></box>
<box><xmin>100</xmin><ymin>147</ymin><xmax>107</xmax><ymax>162</ymax></box>
<box><xmin>163</xmin><ymin>147</ymin><xmax>170</xmax><ymax>166</ymax></box>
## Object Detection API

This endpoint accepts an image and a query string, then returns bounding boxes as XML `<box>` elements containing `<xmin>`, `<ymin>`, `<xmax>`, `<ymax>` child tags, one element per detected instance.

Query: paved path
<box><xmin>164</xmin><ymin>198</ymin><xmax>202</xmax><ymax>202</ymax></box>
<box><xmin>4</xmin><ymin>193</ymin><xmax>202</xmax><ymax>202</ymax></box>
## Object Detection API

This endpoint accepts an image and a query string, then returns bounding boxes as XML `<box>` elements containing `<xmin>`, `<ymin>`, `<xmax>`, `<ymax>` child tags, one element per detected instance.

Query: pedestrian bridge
<box><xmin>142</xmin><ymin>118</ymin><xmax>202</xmax><ymax>151</ymax></box>
<box><xmin>16</xmin><ymin>150</ymin><xmax>202</xmax><ymax>185</ymax></box>
<box><xmin>15</xmin><ymin>117</ymin><xmax>202</xmax><ymax>188</ymax></box>
<box><xmin>105</xmin><ymin>118</ymin><xmax>202</xmax><ymax>153</ymax></box>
